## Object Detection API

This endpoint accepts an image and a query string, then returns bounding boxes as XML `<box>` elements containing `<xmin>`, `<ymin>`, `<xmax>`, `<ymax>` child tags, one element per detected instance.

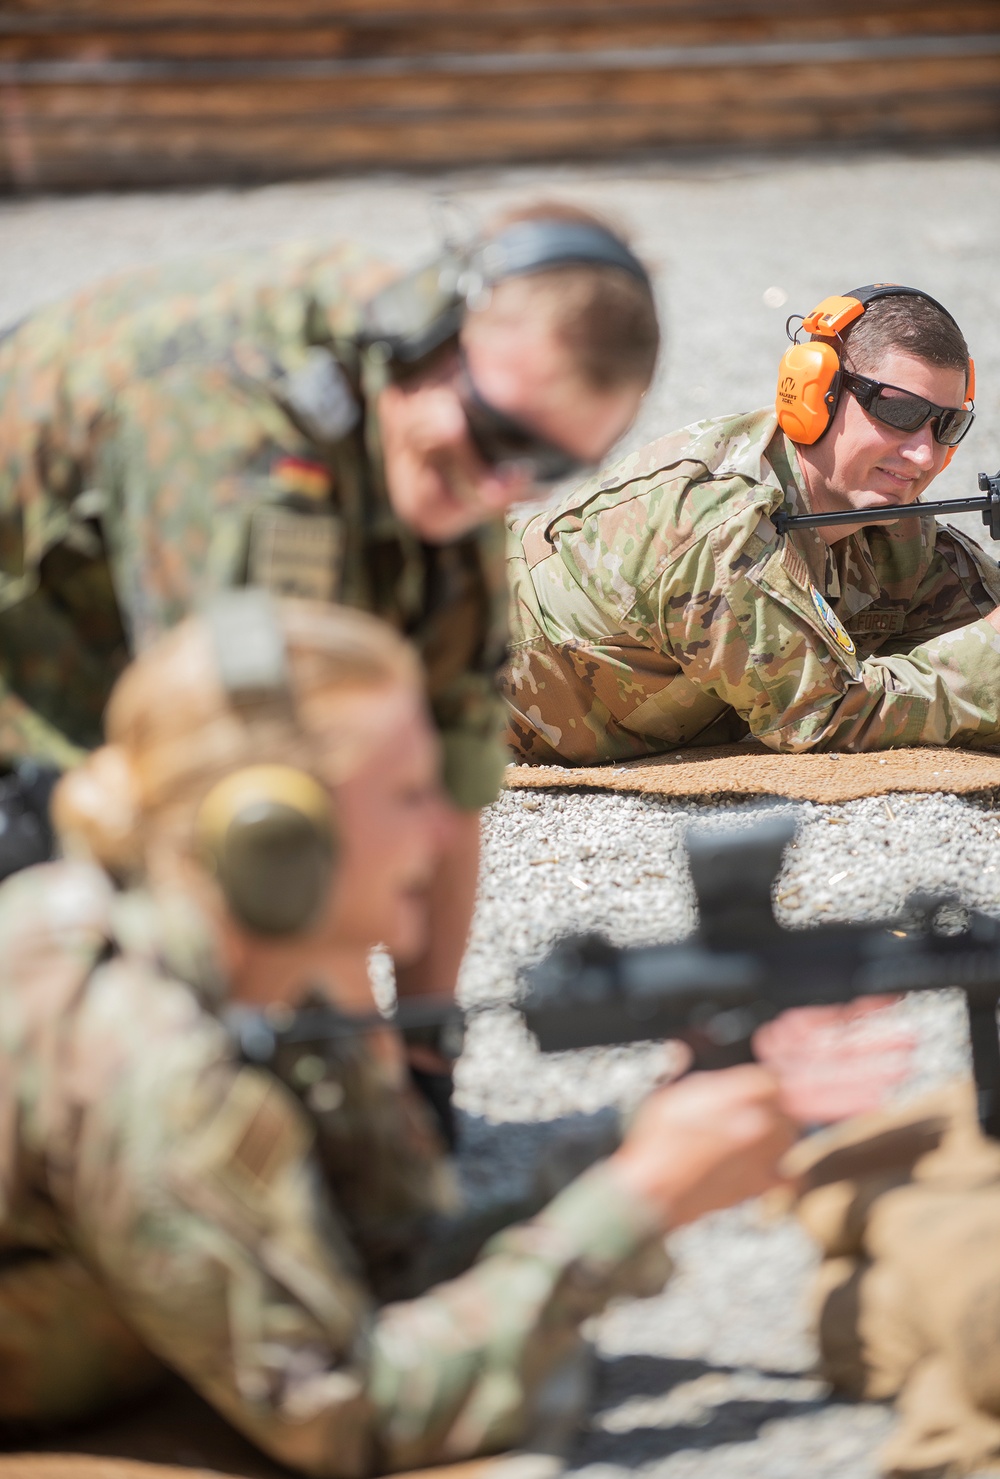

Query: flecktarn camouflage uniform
<box><xmin>0</xmin><ymin>861</ymin><xmax>669</xmax><ymax>1472</ymax></box>
<box><xmin>503</xmin><ymin>409</ymin><xmax>1000</xmax><ymax>765</ymax></box>
<box><xmin>0</xmin><ymin>246</ymin><xmax>507</xmax><ymax>809</ymax></box>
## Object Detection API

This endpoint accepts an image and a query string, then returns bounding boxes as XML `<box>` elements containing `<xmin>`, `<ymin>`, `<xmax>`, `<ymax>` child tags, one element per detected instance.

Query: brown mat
<box><xmin>504</xmin><ymin>744</ymin><xmax>1000</xmax><ymax>805</ymax></box>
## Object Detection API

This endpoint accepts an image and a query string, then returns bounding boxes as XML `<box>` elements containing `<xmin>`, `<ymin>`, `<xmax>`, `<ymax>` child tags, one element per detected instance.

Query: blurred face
<box><xmin>322</xmin><ymin>685</ymin><xmax>455</xmax><ymax>962</ymax></box>
<box><xmin>377</xmin><ymin>293</ymin><xmax>644</xmax><ymax>544</ymax></box>
<box><xmin>797</xmin><ymin>350</ymin><xmax>968</xmax><ymax>543</ymax></box>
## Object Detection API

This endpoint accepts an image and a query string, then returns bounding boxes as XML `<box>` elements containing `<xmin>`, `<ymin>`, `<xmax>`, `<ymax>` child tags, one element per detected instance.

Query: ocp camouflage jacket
<box><xmin>0</xmin><ymin>860</ymin><xmax>669</xmax><ymax>1472</ymax></box>
<box><xmin>503</xmin><ymin>409</ymin><xmax>1000</xmax><ymax>764</ymax></box>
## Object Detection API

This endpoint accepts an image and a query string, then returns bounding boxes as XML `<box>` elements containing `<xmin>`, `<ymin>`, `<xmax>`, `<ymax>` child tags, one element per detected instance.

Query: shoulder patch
<box><xmin>810</xmin><ymin>585</ymin><xmax>857</xmax><ymax>657</ymax></box>
<box><xmin>279</xmin><ymin>349</ymin><xmax>360</xmax><ymax>444</ymax></box>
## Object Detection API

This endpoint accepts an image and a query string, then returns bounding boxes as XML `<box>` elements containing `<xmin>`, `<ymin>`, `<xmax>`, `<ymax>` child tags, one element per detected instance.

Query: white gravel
<box><xmin>5</xmin><ymin>146</ymin><xmax>1000</xmax><ymax>1476</ymax></box>
<box><xmin>458</xmin><ymin>787</ymin><xmax>998</xmax><ymax>1477</ymax></box>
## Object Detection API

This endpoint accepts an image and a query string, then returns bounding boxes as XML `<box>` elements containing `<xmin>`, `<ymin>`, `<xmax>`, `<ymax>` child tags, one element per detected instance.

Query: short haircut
<box><xmin>835</xmin><ymin>293</ymin><xmax>970</xmax><ymax>389</ymax></box>
<box><xmin>487</xmin><ymin>201</ymin><xmax>660</xmax><ymax>392</ymax></box>
<box><xmin>53</xmin><ymin>599</ymin><xmax>421</xmax><ymax>876</ymax></box>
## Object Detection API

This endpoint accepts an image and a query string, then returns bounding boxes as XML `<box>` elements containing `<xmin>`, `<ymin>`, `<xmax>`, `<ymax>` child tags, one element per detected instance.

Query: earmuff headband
<box><xmin>198</xmin><ymin>590</ymin><xmax>337</xmax><ymax>937</ymax></box>
<box><xmin>363</xmin><ymin>218</ymin><xmax>651</xmax><ymax>370</ymax></box>
<box><xmin>844</xmin><ymin>283</ymin><xmax>962</xmax><ymax>332</ymax></box>
<box><xmin>475</xmin><ymin>220</ymin><xmax>651</xmax><ymax>291</ymax></box>
<box><xmin>206</xmin><ymin>588</ymin><xmax>290</xmax><ymax>710</ymax></box>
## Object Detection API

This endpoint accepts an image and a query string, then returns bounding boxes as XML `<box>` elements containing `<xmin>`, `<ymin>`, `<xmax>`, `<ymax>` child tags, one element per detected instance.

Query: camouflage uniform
<box><xmin>0</xmin><ymin>860</ymin><xmax>669</xmax><ymax>1469</ymax></box>
<box><xmin>503</xmin><ymin>409</ymin><xmax>1000</xmax><ymax>764</ymax></box>
<box><xmin>0</xmin><ymin>246</ymin><xmax>508</xmax><ymax>808</ymax></box>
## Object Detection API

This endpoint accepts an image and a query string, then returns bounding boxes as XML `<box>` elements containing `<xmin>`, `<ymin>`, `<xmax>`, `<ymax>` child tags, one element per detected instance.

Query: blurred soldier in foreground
<box><xmin>502</xmin><ymin>285</ymin><xmax>1000</xmax><ymax>765</ymax></box>
<box><xmin>790</xmin><ymin>1083</ymin><xmax>1000</xmax><ymax>1477</ymax></box>
<box><xmin>0</xmin><ymin>592</ymin><xmax>793</xmax><ymax>1474</ymax></box>
<box><xmin>0</xmin><ymin>202</ymin><xmax>659</xmax><ymax>1006</ymax></box>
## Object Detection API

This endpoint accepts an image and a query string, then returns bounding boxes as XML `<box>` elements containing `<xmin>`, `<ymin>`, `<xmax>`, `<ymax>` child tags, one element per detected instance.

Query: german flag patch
<box><xmin>272</xmin><ymin>456</ymin><xmax>332</xmax><ymax>502</ymax></box>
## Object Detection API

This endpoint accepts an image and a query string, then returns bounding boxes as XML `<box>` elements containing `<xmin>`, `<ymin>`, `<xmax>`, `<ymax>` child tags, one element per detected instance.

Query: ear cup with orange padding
<box><xmin>197</xmin><ymin>765</ymin><xmax>337</xmax><ymax>937</ymax></box>
<box><xmin>776</xmin><ymin>340</ymin><xmax>843</xmax><ymax>445</ymax></box>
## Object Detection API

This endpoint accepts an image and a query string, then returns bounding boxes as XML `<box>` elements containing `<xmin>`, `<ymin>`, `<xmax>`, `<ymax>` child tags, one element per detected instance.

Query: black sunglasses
<box><xmin>456</xmin><ymin>358</ymin><xmax>592</xmax><ymax>486</ymax></box>
<box><xmin>842</xmin><ymin>371</ymin><xmax>975</xmax><ymax>448</ymax></box>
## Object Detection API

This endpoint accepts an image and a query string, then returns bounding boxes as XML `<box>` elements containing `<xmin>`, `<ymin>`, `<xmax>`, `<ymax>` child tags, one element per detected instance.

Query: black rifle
<box><xmin>774</xmin><ymin>467</ymin><xmax>1000</xmax><ymax>537</ymax></box>
<box><xmin>521</xmin><ymin>816</ymin><xmax>1000</xmax><ymax>1140</ymax></box>
<box><xmin>230</xmin><ymin>815</ymin><xmax>1000</xmax><ymax>1142</ymax></box>
<box><xmin>0</xmin><ymin>762</ymin><xmax>60</xmax><ymax>883</ymax></box>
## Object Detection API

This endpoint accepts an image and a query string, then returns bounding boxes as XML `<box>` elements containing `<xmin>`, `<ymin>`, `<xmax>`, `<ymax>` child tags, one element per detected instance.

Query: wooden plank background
<box><xmin>1</xmin><ymin>2</ymin><xmax>999</xmax><ymax>191</ymax></box>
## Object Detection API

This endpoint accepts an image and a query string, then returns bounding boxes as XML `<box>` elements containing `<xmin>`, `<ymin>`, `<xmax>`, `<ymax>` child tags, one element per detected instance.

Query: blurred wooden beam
<box><xmin>1</xmin><ymin>3</ymin><xmax>998</xmax><ymax>191</ymax></box>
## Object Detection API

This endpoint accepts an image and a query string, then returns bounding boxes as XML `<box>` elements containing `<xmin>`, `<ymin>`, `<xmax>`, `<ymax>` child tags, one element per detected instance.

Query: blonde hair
<box><xmin>54</xmin><ymin>599</ymin><xmax>422</xmax><ymax>877</ymax></box>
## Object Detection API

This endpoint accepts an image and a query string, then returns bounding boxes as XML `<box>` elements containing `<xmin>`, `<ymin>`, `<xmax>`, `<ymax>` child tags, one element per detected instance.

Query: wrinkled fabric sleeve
<box><xmin>63</xmin><ymin>966</ymin><xmax>669</xmax><ymax>1477</ymax></box>
<box><xmin>661</xmin><ymin>533</ymin><xmax>1000</xmax><ymax>752</ymax></box>
<box><xmin>885</xmin><ymin>525</ymin><xmax>1000</xmax><ymax>647</ymax></box>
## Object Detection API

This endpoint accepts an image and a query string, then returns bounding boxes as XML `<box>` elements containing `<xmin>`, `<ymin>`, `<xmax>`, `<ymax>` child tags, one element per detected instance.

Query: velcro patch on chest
<box><xmin>847</xmin><ymin>608</ymin><xmax>907</xmax><ymax>637</ymax></box>
<box><xmin>248</xmin><ymin>506</ymin><xmax>343</xmax><ymax>601</ymax></box>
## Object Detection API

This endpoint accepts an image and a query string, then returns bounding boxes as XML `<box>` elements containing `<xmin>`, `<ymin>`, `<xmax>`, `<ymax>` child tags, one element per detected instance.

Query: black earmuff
<box><xmin>197</xmin><ymin>590</ymin><xmax>338</xmax><ymax>937</ymax></box>
<box><xmin>362</xmin><ymin>218</ymin><xmax>652</xmax><ymax>371</ymax></box>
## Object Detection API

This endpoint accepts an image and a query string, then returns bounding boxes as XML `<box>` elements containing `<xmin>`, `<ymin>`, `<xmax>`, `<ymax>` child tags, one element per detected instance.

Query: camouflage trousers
<box><xmin>0</xmin><ymin>1251</ymin><xmax>162</xmax><ymax>1426</ymax></box>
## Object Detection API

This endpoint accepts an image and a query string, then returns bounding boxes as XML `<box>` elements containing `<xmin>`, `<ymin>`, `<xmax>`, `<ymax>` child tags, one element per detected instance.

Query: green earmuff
<box><xmin>197</xmin><ymin>590</ymin><xmax>338</xmax><ymax>937</ymax></box>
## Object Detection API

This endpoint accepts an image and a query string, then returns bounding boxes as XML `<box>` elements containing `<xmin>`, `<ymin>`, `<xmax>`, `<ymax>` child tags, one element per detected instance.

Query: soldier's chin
<box><xmin>406</xmin><ymin>481</ymin><xmax>481</xmax><ymax>544</ymax></box>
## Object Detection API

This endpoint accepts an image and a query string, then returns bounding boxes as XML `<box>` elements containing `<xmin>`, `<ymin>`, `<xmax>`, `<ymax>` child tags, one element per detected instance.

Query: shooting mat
<box><xmin>504</xmin><ymin>744</ymin><xmax>1000</xmax><ymax>805</ymax></box>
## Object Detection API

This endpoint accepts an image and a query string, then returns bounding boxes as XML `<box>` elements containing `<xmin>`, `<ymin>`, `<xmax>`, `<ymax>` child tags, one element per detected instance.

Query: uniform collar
<box><xmin>109</xmin><ymin>883</ymin><xmax>229</xmax><ymax>1011</ymax></box>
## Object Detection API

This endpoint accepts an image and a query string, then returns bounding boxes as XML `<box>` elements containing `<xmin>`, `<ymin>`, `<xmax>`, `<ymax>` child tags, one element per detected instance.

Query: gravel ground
<box><xmin>4</xmin><ymin>146</ymin><xmax>1000</xmax><ymax>1476</ymax></box>
<box><xmin>460</xmin><ymin>788</ymin><xmax>995</xmax><ymax>1478</ymax></box>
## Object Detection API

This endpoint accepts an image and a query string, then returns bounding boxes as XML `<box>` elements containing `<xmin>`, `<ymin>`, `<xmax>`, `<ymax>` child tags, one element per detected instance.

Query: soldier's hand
<box><xmin>609</xmin><ymin>1066</ymin><xmax>795</xmax><ymax>1231</ymax></box>
<box><xmin>754</xmin><ymin>1002</ymin><xmax>916</xmax><ymax>1124</ymax></box>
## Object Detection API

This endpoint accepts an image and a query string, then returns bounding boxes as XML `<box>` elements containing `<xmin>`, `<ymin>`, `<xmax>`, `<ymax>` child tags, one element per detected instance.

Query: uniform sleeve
<box><xmin>94</xmin><ymin>369</ymin><xmax>285</xmax><ymax>650</ymax></box>
<box><xmin>661</xmin><ymin>530</ymin><xmax>1000</xmax><ymax>753</ymax></box>
<box><xmin>0</xmin><ymin>680</ymin><xmax>88</xmax><ymax>770</ymax></box>
<box><xmin>64</xmin><ymin>965</ymin><xmax>669</xmax><ymax>1478</ymax></box>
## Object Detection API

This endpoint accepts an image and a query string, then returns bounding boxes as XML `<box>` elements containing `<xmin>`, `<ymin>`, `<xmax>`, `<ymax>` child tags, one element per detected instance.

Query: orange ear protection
<box><xmin>775</xmin><ymin>284</ymin><xmax>975</xmax><ymax>460</ymax></box>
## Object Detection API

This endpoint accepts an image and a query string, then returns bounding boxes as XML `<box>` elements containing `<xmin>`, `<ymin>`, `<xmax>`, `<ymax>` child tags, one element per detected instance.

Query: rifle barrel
<box><xmin>776</xmin><ymin>495</ymin><xmax>992</xmax><ymax>532</ymax></box>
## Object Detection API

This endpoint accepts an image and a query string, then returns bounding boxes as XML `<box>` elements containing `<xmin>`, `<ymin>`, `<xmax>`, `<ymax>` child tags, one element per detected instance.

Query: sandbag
<box><xmin>791</xmin><ymin>1082</ymin><xmax>1000</xmax><ymax>1476</ymax></box>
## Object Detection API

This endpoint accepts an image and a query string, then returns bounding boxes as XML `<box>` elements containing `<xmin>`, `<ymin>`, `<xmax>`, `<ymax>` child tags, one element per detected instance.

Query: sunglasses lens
<box><xmin>461</xmin><ymin>383</ymin><xmax>584</xmax><ymax>484</ymax></box>
<box><xmin>872</xmin><ymin>388</ymin><xmax>930</xmax><ymax>433</ymax></box>
<box><xmin>935</xmin><ymin>408</ymin><xmax>975</xmax><ymax>447</ymax></box>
